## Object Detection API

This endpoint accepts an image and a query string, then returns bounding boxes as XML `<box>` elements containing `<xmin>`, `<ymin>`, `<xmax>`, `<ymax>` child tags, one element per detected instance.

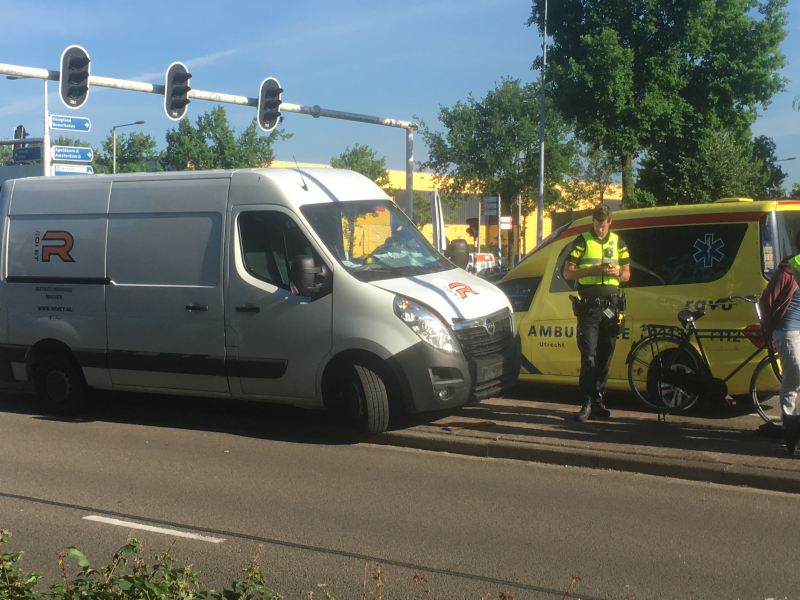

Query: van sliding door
<box><xmin>105</xmin><ymin>178</ymin><xmax>229</xmax><ymax>393</ymax></box>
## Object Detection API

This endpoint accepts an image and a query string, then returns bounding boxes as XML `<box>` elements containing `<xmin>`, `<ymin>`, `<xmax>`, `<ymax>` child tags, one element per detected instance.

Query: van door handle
<box><xmin>235</xmin><ymin>305</ymin><xmax>260</xmax><ymax>313</ymax></box>
<box><xmin>185</xmin><ymin>303</ymin><xmax>209</xmax><ymax>312</ymax></box>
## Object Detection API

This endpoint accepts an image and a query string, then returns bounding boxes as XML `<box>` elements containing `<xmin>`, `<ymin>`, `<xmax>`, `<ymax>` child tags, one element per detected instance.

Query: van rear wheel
<box><xmin>344</xmin><ymin>363</ymin><xmax>389</xmax><ymax>434</ymax></box>
<box><xmin>33</xmin><ymin>353</ymin><xmax>88</xmax><ymax>415</ymax></box>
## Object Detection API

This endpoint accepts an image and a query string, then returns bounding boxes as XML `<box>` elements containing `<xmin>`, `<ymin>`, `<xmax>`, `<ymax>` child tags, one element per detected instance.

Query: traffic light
<box><xmin>164</xmin><ymin>62</ymin><xmax>192</xmax><ymax>120</ymax></box>
<box><xmin>466</xmin><ymin>218</ymin><xmax>479</xmax><ymax>239</ymax></box>
<box><xmin>258</xmin><ymin>77</ymin><xmax>283</xmax><ymax>132</ymax></box>
<box><xmin>59</xmin><ymin>45</ymin><xmax>91</xmax><ymax>109</ymax></box>
<box><xmin>12</xmin><ymin>125</ymin><xmax>29</xmax><ymax>151</ymax></box>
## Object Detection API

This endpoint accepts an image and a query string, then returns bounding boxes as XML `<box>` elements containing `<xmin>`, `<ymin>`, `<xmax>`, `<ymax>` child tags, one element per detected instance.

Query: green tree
<box><xmin>417</xmin><ymin>77</ymin><xmax>580</xmax><ymax>217</ymax></box>
<box><xmin>528</xmin><ymin>0</ymin><xmax>789</xmax><ymax>202</ymax></box>
<box><xmin>637</xmin><ymin>128</ymin><xmax>764</xmax><ymax>204</ymax></box>
<box><xmin>751</xmin><ymin>135</ymin><xmax>788</xmax><ymax>199</ymax></box>
<box><xmin>330</xmin><ymin>143</ymin><xmax>395</xmax><ymax>192</ymax></box>
<box><xmin>0</xmin><ymin>144</ymin><xmax>12</xmax><ymax>167</ymax></box>
<box><xmin>417</xmin><ymin>77</ymin><xmax>580</xmax><ymax>264</ymax></box>
<box><xmin>560</xmin><ymin>143</ymin><xmax>617</xmax><ymax>208</ymax></box>
<box><xmin>94</xmin><ymin>131</ymin><xmax>161</xmax><ymax>174</ymax></box>
<box><xmin>161</xmin><ymin>105</ymin><xmax>291</xmax><ymax>171</ymax></box>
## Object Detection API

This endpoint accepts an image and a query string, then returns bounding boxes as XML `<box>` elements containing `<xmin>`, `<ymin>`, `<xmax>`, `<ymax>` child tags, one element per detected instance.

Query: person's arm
<box><xmin>615</xmin><ymin>237</ymin><xmax>631</xmax><ymax>284</ymax></box>
<box><xmin>563</xmin><ymin>261</ymin><xmax>606</xmax><ymax>281</ymax></box>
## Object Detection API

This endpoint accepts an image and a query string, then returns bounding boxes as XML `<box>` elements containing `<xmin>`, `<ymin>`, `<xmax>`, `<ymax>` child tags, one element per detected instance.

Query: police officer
<box><xmin>564</xmin><ymin>204</ymin><xmax>631</xmax><ymax>421</ymax></box>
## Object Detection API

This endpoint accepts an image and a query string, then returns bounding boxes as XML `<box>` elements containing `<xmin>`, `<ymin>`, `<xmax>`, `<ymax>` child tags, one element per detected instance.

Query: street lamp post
<box><xmin>536</xmin><ymin>0</ymin><xmax>547</xmax><ymax>244</ymax></box>
<box><xmin>112</xmin><ymin>121</ymin><xmax>145</xmax><ymax>174</ymax></box>
<box><xmin>776</xmin><ymin>157</ymin><xmax>797</xmax><ymax>162</ymax></box>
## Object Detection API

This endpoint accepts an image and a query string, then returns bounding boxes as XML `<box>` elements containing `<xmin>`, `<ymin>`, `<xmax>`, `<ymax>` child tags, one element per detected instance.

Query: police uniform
<box><xmin>566</xmin><ymin>229</ymin><xmax>630</xmax><ymax>419</ymax></box>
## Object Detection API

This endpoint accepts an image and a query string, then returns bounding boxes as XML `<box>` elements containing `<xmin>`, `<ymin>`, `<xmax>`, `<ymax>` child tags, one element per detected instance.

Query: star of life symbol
<box><xmin>693</xmin><ymin>233</ymin><xmax>725</xmax><ymax>268</ymax></box>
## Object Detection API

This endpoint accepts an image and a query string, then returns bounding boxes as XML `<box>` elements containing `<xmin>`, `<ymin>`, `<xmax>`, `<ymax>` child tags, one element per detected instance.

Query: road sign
<box><xmin>500</xmin><ymin>216</ymin><xmax>513</xmax><ymax>230</ymax></box>
<box><xmin>49</xmin><ymin>115</ymin><xmax>91</xmax><ymax>132</ymax></box>
<box><xmin>481</xmin><ymin>197</ymin><xmax>497</xmax><ymax>216</ymax></box>
<box><xmin>51</xmin><ymin>164</ymin><xmax>93</xmax><ymax>176</ymax></box>
<box><xmin>13</xmin><ymin>146</ymin><xmax>43</xmax><ymax>162</ymax></box>
<box><xmin>52</xmin><ymin>146</ymin><xmax>93</xmax><ymax>162</ymax></box>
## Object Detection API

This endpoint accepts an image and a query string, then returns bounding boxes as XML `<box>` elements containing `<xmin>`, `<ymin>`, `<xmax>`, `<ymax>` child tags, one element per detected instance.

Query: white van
<box><xmin>0</xmin><ymin>168</ymin><xmax>519</xmax><ymax>433</ymax></box>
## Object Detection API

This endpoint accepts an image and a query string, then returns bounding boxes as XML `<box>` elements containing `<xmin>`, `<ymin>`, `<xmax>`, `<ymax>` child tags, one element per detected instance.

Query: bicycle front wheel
<box><xmin>628</xmin><ymin>336</ymin><xmax>702</xmax><ymax>412</ymax></box>
<box><xmin>750</xmin><ymin>355</ymin><xmax>783</xmax><ymax>423</ymax></box>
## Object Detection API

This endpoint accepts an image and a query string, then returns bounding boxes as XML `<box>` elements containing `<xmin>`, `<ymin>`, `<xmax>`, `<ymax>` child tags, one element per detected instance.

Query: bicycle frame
<box><xmin>642</xmin><ymin>322</ymin><xmax>771</xmax><ymax>386</ymax></box>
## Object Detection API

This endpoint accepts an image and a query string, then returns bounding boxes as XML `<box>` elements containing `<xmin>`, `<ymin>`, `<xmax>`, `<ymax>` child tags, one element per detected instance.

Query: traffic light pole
<box><xmin>0</xmin><ymin>63</ymin><xmax>418</xmax><ymax>215</ymax></box>
<box><xmin>42</xmin><ymin>79</ymin><xmax>50</xmax><ymax>177</ymax></box>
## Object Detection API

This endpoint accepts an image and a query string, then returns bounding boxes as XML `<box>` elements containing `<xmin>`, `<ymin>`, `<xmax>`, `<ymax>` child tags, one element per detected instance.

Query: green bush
<box><xmin>0</xmin><ymin>528</ymin><xmax>284</xmax><ymax>600</ymax></box>
<box><xmin>1</xmin><ymin>527</ymin><xmax>546</xmax><ymax>600</ymax></box>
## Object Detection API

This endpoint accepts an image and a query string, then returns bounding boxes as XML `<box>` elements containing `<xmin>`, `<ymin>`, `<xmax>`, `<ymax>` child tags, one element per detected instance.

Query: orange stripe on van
<box><xmin>557</xmin><ymin>211</ymin><xmax>764</xmax><ymax>241</ymax></box>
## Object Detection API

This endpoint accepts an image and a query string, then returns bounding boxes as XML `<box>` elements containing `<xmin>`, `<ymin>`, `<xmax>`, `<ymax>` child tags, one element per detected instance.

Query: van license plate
<box><xmin>480</xmin><ymin>361</ymin><xmax>503</xmax><ymax>382</ymax></box>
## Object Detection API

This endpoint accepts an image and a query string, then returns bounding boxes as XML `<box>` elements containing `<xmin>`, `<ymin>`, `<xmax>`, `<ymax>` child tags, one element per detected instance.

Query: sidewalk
<box><xmin>374</xmin><ymin>383</ymin><xmax>800</xmax><ymax>494</ymax></box>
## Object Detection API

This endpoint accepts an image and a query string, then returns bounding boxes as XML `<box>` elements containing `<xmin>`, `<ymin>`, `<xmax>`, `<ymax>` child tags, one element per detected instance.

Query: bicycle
<box><xmin>626</xmin><ymin>295</ymin><xmax>783</xmax><ymax>421</ymax></box>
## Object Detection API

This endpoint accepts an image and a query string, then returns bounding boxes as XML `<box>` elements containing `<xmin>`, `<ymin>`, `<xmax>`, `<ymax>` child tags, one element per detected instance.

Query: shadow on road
<box><xmin>0</xmin><ymin>382</ymin><xmax>380</xmax><ymax>445</ymax></box>
<box><xmin>0</xmin><ymin>379</ymin><xmax>785</xmax><ymax>463</ymax></box>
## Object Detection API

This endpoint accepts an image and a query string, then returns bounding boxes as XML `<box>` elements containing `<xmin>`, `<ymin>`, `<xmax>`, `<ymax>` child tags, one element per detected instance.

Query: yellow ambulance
<box><xmin>497</xmin><ymin>198</ymin><xmax>800</xmax><ymax>410</ymax></box>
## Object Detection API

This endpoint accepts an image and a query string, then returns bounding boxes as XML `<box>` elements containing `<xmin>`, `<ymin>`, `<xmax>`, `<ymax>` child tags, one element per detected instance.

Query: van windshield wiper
<box><xmin>411</xmin><ymin>264</ymin><xmax>444</xmax><ymax>275</ymax></box>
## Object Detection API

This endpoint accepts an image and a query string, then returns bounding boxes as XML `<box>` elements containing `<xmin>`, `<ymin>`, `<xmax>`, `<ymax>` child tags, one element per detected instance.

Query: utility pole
<box><xmin>536</xmin><ymin>0</ymin><xmax>548</xmax><ymax>244</ymax></box>
<box><xmin>43</xmin><ymin>79</ymin><xmax>50</xmax><ymax>176</ymax></box>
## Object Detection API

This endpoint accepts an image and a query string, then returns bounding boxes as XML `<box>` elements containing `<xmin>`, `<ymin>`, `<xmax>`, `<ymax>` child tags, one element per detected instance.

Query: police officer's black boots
<box><xmin>576</xmin><ymin>397</ymin><xmax>592</xmax><ymax>422</ymax></box>
<box><xmin>591</xmin><ymin>392</ymin><xmax>611</xmax><ymax>419</ymax></box>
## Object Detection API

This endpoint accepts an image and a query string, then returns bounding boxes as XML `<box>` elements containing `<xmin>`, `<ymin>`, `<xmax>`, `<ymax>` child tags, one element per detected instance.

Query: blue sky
<box><xmin>2</xmin><ymin>0</ymin><xmax>800</xmax><ymax>188</ymax></box>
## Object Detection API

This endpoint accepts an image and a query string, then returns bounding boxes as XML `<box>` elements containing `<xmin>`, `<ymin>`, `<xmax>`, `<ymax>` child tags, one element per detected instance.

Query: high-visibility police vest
<box><xmin>577</xmin><ymin>231</ymin><xmax>621</xmax><ymax>287</ymax></box>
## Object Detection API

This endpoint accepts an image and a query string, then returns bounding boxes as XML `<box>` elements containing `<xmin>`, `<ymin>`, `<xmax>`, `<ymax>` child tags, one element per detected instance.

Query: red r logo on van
<box><xmin>41</xmin><ymin>231</ymin><xmax>75</xmax><ymax>263</ymax></box>
<box><xmin>448</xmin><ymin>282</ymin><xmax>479</xmax><ymax>299</ymax></box>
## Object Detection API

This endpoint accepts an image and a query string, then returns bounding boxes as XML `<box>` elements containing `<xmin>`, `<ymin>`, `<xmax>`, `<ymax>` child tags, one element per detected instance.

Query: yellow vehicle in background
<box><xmin>497</xmin><ymin>198</ymin><xmax>800</xmax><ymax>411</ymax></box>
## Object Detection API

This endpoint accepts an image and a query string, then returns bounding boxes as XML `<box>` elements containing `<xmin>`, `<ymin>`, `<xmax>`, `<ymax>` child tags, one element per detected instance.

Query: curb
<box><xmin>372</xmin><ymin>430</ymin><xmax>800</xmax><ymax>495</ymax></box>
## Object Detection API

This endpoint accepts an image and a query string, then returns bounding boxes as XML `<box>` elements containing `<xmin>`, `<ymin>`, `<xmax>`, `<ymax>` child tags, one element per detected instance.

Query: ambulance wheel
<box><xmin>33</xmin><ymin>353</ymin><xmax>88</xmax><ymax>415</ymax></box>
<box><xmin>344</xmin><ymin>362</ymin><xmax>389</xmax><ymax>434</ymax></box>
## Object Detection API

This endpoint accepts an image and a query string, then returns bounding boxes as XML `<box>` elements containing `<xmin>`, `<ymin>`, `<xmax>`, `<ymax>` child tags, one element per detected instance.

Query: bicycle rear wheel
<box><xmin>750</xmin><ymin>355</ymin><xmax>783</xmax><ymax>423</ymax></box>
<box><xmin>628</xmin><ymin>336</ymin><xmax>702</xmax><ymax>412</ymax></box>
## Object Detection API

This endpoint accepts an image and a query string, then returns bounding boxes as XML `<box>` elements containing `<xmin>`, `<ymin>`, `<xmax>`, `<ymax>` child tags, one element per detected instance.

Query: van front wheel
<box><xmin>344</xmin><ymin>363</ymin><xmax>389</xmax><ymax>434</ymax></box>
<box><xmin>33</xmin><ymin>354</ymin><xmax>88</xmax><ymax>415</ymax></box>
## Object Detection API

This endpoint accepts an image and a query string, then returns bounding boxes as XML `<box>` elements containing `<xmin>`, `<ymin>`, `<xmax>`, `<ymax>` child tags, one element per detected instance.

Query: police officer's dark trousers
<box><xmin>576</xmin><ymin>303</ymin><xmax>617</xmax><ymax>401</ymax></box>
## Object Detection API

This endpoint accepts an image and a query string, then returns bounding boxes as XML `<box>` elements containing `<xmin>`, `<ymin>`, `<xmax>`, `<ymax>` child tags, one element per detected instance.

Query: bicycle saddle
<box><xmin>677</xmin><ymin>309</ymin><xmax>705</xmax><ymax>326</ymax></box>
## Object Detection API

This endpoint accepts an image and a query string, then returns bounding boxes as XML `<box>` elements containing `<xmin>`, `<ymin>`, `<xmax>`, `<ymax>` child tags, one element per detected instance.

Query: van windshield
<box><xmin>301</xmin><ymin>200</ymin><xmax>454</xmax><ymax>281</ymax></box>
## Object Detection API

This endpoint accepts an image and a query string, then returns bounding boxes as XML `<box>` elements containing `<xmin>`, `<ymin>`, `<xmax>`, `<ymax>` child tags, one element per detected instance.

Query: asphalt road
<box><xmin>1</xmin><ymin>385</ymin><xmax>799</xmax><ymax>600</ymax></box>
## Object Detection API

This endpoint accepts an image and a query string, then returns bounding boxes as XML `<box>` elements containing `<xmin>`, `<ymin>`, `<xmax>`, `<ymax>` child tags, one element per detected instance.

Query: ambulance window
<box><xmin>769</xmin><ymin>211</ymin><xmax>800</xmax><ymax>279</ymax></box>
<box><xmin>239</xmin><ymin>211</ymin><xmax>320</xmax><ymax>290</ymax></box>
<box><xmin>622</xmin><ymin>223</ymin><xmax>747</xmax><ymax>288</ymax></box>
<box><xmin>496</xmin><ymin>277</ymin><xmax>542</xmax><ymax>313</ymax></box>
<box><xmin>549</xmin><ymin>243</ymin><xmax>577</xmax><ymax>293</ymax></box>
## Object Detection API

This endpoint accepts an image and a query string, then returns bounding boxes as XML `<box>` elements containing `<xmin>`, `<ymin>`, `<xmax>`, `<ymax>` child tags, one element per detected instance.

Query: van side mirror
<box><xmin>290</xmin><ymin>255</ymin><xmax>325</xmax><ymax>296</ymax></box>
<box><xmin>444</xmin><ymin>239</ymin><xmax>470</xmax><ymax>270</ymax></box>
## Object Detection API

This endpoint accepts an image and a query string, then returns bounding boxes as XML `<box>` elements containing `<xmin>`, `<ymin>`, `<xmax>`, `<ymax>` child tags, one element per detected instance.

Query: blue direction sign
<box><xmin>49</xmin><ymin>114</ymin><xmax>91</xmax><ymax>132</ymax></box>
<box><xmin>12</xmin><ymin>146</ymin><xmax>43</xmax><ymax>162</ymax></box>
<box><xmin>51</xmin><ymin>165</ymin><xmax>94</xmax><ymax>176</ymax></box>
<box><xmin>52</xmin><ymin>146</ymin><xmax>93</xmax><ymax>162</ymax></box>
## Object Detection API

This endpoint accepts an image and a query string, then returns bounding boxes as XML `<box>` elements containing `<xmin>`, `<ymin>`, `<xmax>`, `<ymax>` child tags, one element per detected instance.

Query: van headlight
<box><xmin>393</xmin><ymin>296</ymin><xmax>460</xmax><ymax>355</ymax></box>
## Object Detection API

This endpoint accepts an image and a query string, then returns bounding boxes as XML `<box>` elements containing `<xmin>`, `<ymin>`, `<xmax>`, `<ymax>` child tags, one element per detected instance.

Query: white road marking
<box><xmin>83</xmin><ymin>516</ymin><xmax>225</xmax><ymax>543</ymax></box>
